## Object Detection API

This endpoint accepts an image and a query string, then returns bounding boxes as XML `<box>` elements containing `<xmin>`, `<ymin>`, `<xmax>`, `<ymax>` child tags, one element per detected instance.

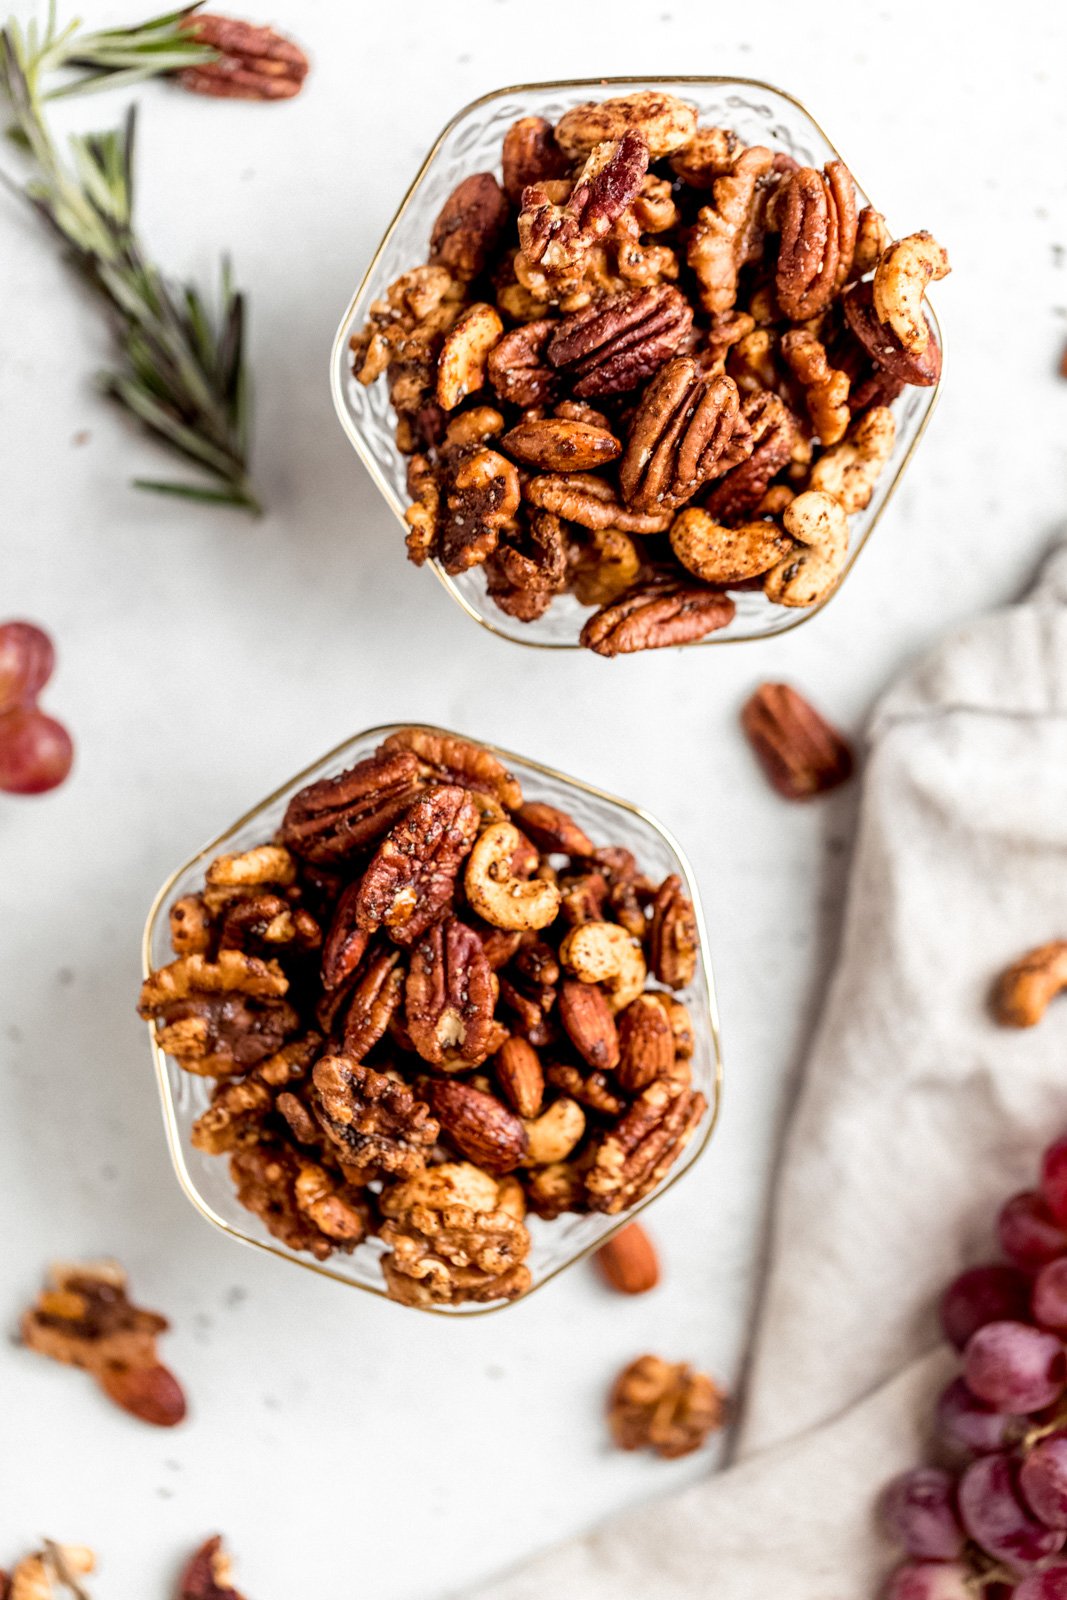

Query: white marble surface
<box><xmin>1</xmin><ymin>1</ymin><xmax>1065</xmax><ymax>1594</ymax></box>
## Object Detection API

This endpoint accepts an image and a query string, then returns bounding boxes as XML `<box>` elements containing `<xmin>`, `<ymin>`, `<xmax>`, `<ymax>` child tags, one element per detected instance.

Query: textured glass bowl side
<box><xmin>143</xmin><ymin>725</ymin><xmax>723</xmax><ymax>1317</ymax></box>
<box><xmin>330</xmin><ymin>76</ymin><xmax>943</xmax><ymax>652</ymax></box>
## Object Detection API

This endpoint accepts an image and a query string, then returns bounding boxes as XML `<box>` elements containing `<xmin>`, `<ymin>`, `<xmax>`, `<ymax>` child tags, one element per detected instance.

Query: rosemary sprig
<box><xmin>0</xmin><ymin>6</ymin><xmax>260</xmax><ymax>511</ymax></box>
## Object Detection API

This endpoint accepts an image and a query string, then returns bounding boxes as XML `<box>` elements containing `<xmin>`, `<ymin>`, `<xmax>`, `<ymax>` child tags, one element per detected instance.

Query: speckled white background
<box><xmin>1</xmin><ymin>1</ymin><xmax>1065</xmax><ymax>1595</ymax></box>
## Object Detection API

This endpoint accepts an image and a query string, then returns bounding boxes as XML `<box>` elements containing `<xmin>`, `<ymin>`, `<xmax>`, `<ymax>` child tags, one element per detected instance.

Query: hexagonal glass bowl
<box><xmin>142</xmin><ymin>724</ymin><xmax>723</xmax><ymax>1315</ymax></box>
<box><xmin>330</xmin><ymin>76</ymin><xmax>943</xmax><ymax>652</ymax></box>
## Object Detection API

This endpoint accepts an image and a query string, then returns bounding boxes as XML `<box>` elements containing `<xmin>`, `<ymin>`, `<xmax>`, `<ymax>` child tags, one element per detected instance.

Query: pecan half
<box><xmin>740</xmin><ymin>682</ymin><xmax>854</xmax><ymax>800</ymax></box>
<box><xmin>320</xmin><ymin>883</ymin><xmax>371</xmax><ymax>991</ymax></box>
<box><xmin>429</xmin><ymin>1080</ymin><xmax>529</xmax><ymax>1173</ymax></box>
<box><xmin>380</xmin><ymin>728</ymin><xmax>523</xmax><ymax>809</ymax></box>
<box><xmin>502</xmin><ymin>115</ymin><xmax>569</xmax><ymax>206</ymax></box>
<box><xmin>519</xmin><ymin>131</ymin><xmax>649</xmax><ymax>283</ymax></box>
<box><xmin>546</xmin><ymin>1061</ymin><xmax>625</xmax><ymax>1118</ymax></box>
<box><xmin>618</xmin><ymin>359</ymin><xmax>748</xmax><ymax>512</ymax></box>
<box><xmin>430</xmin><ymin>173</ymin><xmax>510</xmax><ymax>282</ymax></box>
<box><xmin>702</xmin><ymin>391</ymin><xmax>799</xmax><ymax>521</ymax></box>
<box><xmin>586</xmin><ymin>1079</ymin><xmax>707</xmax><ymax>1213</ymax></box>
<box><xmin>525</xmin><ymin>471</ymin><xmax>671</xmax><ymax>534</ymax></box>
<box><xmin>687</xmin><ymin>146</ymin><xmax>775</xmax><ymax>315</ymax></box>
<box><xmin>279</xmin><ymin>750</ymin><xmax>423</xmax><ymax>864</ymax></box>
<box><xmin>648</xmin><ymin>875</ymin><xmax>699</xmax><ymax>990</ymax></box>
<box><xmin>514</xmin><ymin>801</ymin><xmax>596</xmax><ymax>858</ymax></box>
<box><xmin>780</xmin><ymin>329</ymin><xmax>850</xmax><ymax>446</ymax></box>
<box><xmin>178</xmin><ymin>1535</ymin><xmax>247</xmax><ymax>1600</ymax></box>
<box><xmin>773</xmin><ymin>161</ymin><xmax>857</xmax><ymax>319</ymax></box>
<box><xmin>548</xmin><ymin>285</ymin><xmax>693</xmax><ymax>398</ymax></box>
<box><xmin>179</xmin><ymin>14</ymin><xmax>308</xmax><ymax>100</ymax></box>
<box><xmin>487</xmin><ymin>320</ymin><xmax>559</xmax><ymax>408</ymax></box>
<box><xmin>580</xmin><ymin>578</ymin><xmax>736</xmax><ymax>656</ymax></box>
<box><xmin>406</xmin><ymin>916</ymin><xmax>495</xmax><ymax>1067</ymax></box>
<box><xmin>339</xmin><ymin>947</ymin><xmax>405</xmax><ymax>1058</ymax></box>
<box><xmin>355</xmin><ymin>786</ymin><xmax>479</xmax><ymax>946</ymax></box>
<box><xmin>311</xmin><ymin>1055</ymin><xmax>438</xmax><ymax>1178</ymax></box>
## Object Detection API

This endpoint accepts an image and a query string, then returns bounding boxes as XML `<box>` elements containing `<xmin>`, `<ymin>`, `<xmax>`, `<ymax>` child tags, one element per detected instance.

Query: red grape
<box><xmin>883</xmin><ymin>1562</ymin><xmax>972</xmax><ymax>1600</ymax></box>
<box><xmin>881</xmin><ymin>1467</ymin><xmax>964</xmax><ymax>1558</ymax></box>
<box><xmin>0</xmin><ymin>708</ymin><xmax>73</xmax><ymax>794</ymax></box>
<box><xmin>1021</xmin><ymin>1435</ymin><xmax>1067</xmax><ymax>1528</ymax></box>
<box><xmin>937</xmin><ymin>1377</ymin><xmax>1020</xmax><ymax>1456</ymax></box>
<box><xmin>1043</xmin><ymin>1138</ymin><xmax>1067</xmax><ymax>1228</ymax></box>
<box><xmin>959</xmin><ymin>1452</ymin><xmax>1066</xmax><ymax>1568</ymax></box>
<box><xmin>941</xmin><ymin>1264</ymin><xmax>1031</xmax><ymax>1349</ymax></box>
<box><xmin>1034</xmin><ymin>1259</ymin><xmax>1067</xmax><ymax>1332</ymax></box>
<box><xmin>1015</xmin><ymin>1566</ymin><xmax>1067</xmax><ymax>1600</ymax></box>
<box><xmin>999</xmin><ymin>1191</ymin><xmax>1067</xmax><ymax>1271</ymax></box>
<box><xmin>964</xmin><ymin>1321</ymin><xmax>1066</xmax><ymax>1413</ymax></box>
<box><xmin>0</xmin><ymin>620</ymin><xmax>54</xmax><ymax>712</ymax></box>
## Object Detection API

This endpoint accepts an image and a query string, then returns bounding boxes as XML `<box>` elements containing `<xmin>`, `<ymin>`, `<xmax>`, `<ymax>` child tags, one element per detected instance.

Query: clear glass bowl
<box><xmin>142</xmin><ymin>724</ymin><xmax>723</xmax><ymax>1315</ymax></box>
<box><xmin>330</xmin><ymin>76</ymin><xmax>944</xmax><ymax>652</ymax></box>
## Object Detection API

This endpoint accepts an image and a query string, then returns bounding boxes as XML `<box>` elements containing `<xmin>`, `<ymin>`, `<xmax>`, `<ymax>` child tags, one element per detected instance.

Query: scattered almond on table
<box><xmin>20</xmin><ymin>1261</ymin><xmax>186</xmax><ymax>1428</ymax></box>
<box><xmin>594</xmin><ymin>1221</ymin><xmax>660</xmax><ymax>1294</ymax></box>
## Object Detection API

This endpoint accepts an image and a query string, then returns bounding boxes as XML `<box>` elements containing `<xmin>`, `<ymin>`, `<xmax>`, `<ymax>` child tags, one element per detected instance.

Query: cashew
<box><xmin>436</xmin><ymin>302</ymin><xmax>504</xmax><ymax>410</ymax></box>
<box><xmin>206</xmin><ymin>844</ymin><xmax>295</xmax><ymax>888</ymax></box>
<box><xmin>443</xmin><ymin>406</ymin><xmax>505</xmax><ymax>450</ymax></box>
<box><xmin>382</xmin><ymin>1161</ymin><xmax>500</xmax><ymax>1216</ymax></box>
<box><xmin>522</xmin><ymin>1097</ymin><xmax>586</xmax><ymax>1165</ymax></box>
<box><xmin>670</xmin><ymin>507</ymin><xmax>791</xmax><ymax>584</ymax></box>
<box><xmin>465</xmin><ymin>821</ymin><xmax>562</xmax><ymax>931</ymax></box>
<box><xmin>809</xmin><ymin>406</ymin><xmax>895</xmax><ymax>514</ymax></box>
<box><xmin>763</xmin><ymin>490</ymin><xmax>850</xmax><ymax>609</ymax></box>
<box><xmin>496</xmin><ymin>1174</ymin><xmax>528</xmax><ymax>1220</ymax></box>
<box><xmin>872</xmin><ymin>231</ymin><xmax>950</xmax><ymax>355</ymax></box>
<box><xmin>560</xmin><ymin>920</ymin><xmax>647</xmax><ymax>1012</ymax></box>
<box><xmin>852</xmin><ymin>205</ymin><xmax>890</xmax><ymax>277</ymax></box>
<box><xmin>570</xmin><ymin>527</ymin><xmax>642</xmax><ymax>607</ymax></box>
<box><xmin>992</xmin><ymin>942</ymin><xmax>1067</xmax><ymax>1028</ymax></box>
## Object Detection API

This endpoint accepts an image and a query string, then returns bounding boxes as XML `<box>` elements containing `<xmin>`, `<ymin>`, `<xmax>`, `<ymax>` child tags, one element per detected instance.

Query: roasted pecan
<box><xmin>525</xmin><ymin>471</ymin><xmax>671</xmax><ymax>535</ymax></box>
<box><xmin>580</xmin><ymin>577</ymin><xmax>736</xmax><ymax>656</ymax></box>
<box><xmin>773</xmin><ymin>161</ymin><xmax>857</xmax><ymax>319</ymax></box>
<box><xmin>339</xmin><ymin>947</ymin><xmax>404</xmax><ymax>1058</ymax></box>
<box><xmin>230</xmin><ymin>1141</ymin><xmax>369</xmax><ymax>1259</ymax></box>
<box><xmin>687</xmin><ymin>146</ymin><xmax>775</xmax><ymax>315</ymax></box>
<box><xmin>21</xmin><ymin>1260</ymin><xmax>186</xmax><ymax>1428</ymax></box>
<box><xmin>381</xmin><ymin>727</ymin><xmax>523</xmax><ymax>809</ymax></box>
<box><xmin>546</xmin><ymin>1060</ymin><xmax>625</xmax><ymax>1118</ymax></box>
<box><xmin>502</xmin><ymin>115</ymin><xmax>569</xmax><ymax>205</ymax></box>
<box><xmin>558</xmin><ymin>978</ymin><xmax>619</xmax><ymax>1071</ymax></box>
<box><xmin>553</xmin><ymin>91</ymin><xmax>697</xmax><ymax>160</ymax></box>
<box><xmin>429</xmin><ymin>1080</ymin><xmax>528</xmax><ymax>1173</ymax></box>
<box><xmin>502</xmin><ymin>416</ymin><xmax>621</xmax><ymax>473</ymax></box>
<box><xmin>616</xmin><ymin>993</ymin><xmax>676</xmax><ymax>1091</ymax></box>
<box><xmin>702</xmin><ymin>391</ymin><xmax>800</xmax><ymax>521</ymax></box>
<box><xmin>741</xmin><ymin>683</ymin><xmax>854</xmax><ymax>800</ymax></box>
<box><xmin>519</xmin><ymin>132</ymin><xmax>649</xmax><ymax>284</ymax></box>
<box><xmin>320</xmin><ymin>882</ymin><xmax>371</xmax><ymax>991</ymax></box>
<box><xmin>311</xmin><ymin>1055</ymin><xmax>438</xmax><ymax>1178</ymax></box>
<box><xmin>430</xmin><ymin>173</ymin><xmax>510</xmax><ymax>282</ymax></box>
<box><xmin>279</xmin><ymin>750</ymin><xmax>423</xmax><ymax>864</ymax></box>
<box><xmin>514</xmin><ymin>801</ymin><xmax>595</xmax><ymax>858</ymax></box>
<box><xmin>354</xmin><ymin>785</ymin><xmax>479</xmax><ymax>946</ymax></box>
<box><xmin>487</xmin><ymin>320</ymin><xmax>559</xmax><ymax>408</ymax></box>
<box><xmin>586</xmin><ymin>1078</ymin><xmax>707</xmax><ymax>1213</ymax></box>
<box><xmin>780</xmin><ymin>329</ymin><xmax>850</xmax><ymax>446</ymax></box>
<box><xmin>548</xmin><ymin>285</ymin><xmax>693</xmax><ymax>398</ymax></box>
<box><xmin>618</xmin><ymin>359</ymin><xmax>749</xmax><ymax>512</ymax></box>
<box><xmin>178</xmin><ymin>1535</ymin><xmax>247</xmax><ymax>1600</ymax></box>
<box><xmin>608</xmin><ymin>1354</ymin><xmax>725</xmax><ymax>1457</ymax></box>
<box><xmin>648</xmin><ymin>876</ymin><xmax>699</xmax><ymax>990</ymax></box>
<box><xmin>406</xmin><ymin>916</ymin><xmax>495</xmax><ymax>1067</ymax></box>
<box><xmin>179</xmin><ymin>13</ymin><xmax>308</xmax><ymax>100</ymax></box>
<box><xmin>495</xmin><ymin>1035</ymin><xmax>545</xmax><ymax>1119</ymax></box>
<box><xmin>842</xmin><ymin>279</ymin><xmax>941</xmax><ymax>386</ymax></box>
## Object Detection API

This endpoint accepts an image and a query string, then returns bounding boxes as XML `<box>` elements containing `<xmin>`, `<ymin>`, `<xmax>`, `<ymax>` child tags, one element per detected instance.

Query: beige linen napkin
<box><xmin>464</xmin><ymin>545</ymin><xmax>1067</xmax><ymax>1600</ymax></box>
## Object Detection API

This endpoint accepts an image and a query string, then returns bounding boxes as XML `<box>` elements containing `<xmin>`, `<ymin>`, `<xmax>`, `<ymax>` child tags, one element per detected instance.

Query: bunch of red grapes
<box><xmin>0</xmin><ymin>621</ymin><xmax>73</xmax><ymax>794</ymax></box>
<box><xmin>882</xmin><ymin>1138</ymin><xmax>1067</xmax><ymax>1598</ymax></box>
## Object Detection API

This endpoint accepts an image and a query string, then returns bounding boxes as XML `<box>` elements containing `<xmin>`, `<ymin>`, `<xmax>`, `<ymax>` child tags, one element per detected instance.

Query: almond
<box><xmin>495</xmin><ymin>1036</ymin><xmax>545</xmax><ymax>1120</ymax></box>
<box><xmin>97</xmin><ymin>1361</ymin><xmax>187</xmax><ymax>1427</ymax></box>
<box><xmin>595</xmin><ymin>1222</ymin><xmax>660</xmax><ymax>1295</ymax></box>
<box><xmin>558</xmin><ymin>978</ymin><xmax>619</xmax><ymax>1071</ymax></box>
<box><xmin>501</xmin><ymin>417</ymin><xmax>622</xmax><ymax>473</ymax></box>
<box><xmin>429</xmin><ymin>1080</ymin><xmax>529</xmax><ymax>1174</ymax></box>
<box><xmin>616</xmin><ymin>993</ymin><xmax>675</xmax><ymax>1091</ymax></box>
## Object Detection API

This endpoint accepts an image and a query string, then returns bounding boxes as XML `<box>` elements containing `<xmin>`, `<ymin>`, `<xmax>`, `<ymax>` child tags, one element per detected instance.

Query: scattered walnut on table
<box><xmin>608</xmin><ymin>1354</ymin><xmax>727</xmax><ymax>1457</ymax></box>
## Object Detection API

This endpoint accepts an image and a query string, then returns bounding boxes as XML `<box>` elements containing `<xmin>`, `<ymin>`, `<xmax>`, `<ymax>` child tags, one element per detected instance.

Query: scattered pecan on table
<box><xmin>138</xmin><ymin>729</ymin><xmax>708</xmax><ymax>1307</ymax></box>
<box><xmin>350</xmin><ymin>90</ymin><xmax>950</xmax><ymax>653</ymax></box>
<box><xmin>178</xmin><ymin>14</ymin><xmax>309</xmax><ymax>101</ymax></box>
<box><xmin>740</xmin><ymin>681</ymin><xmax>854</xmax><ymax>800</ymax></box>
<box><xmin>178</xmin><ymin>1536</ymin><xmax>248</xmax><ymax>1600</ymax></box>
